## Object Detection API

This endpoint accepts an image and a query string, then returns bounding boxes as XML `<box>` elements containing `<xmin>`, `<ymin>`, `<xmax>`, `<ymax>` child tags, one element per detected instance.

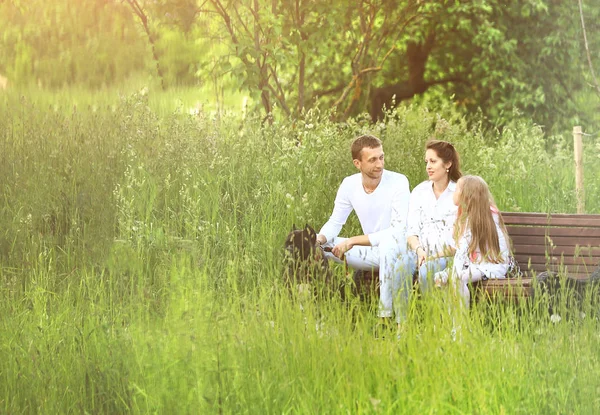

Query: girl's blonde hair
<box><xmin>453</xmin><ymin>175</ymin><xmax>510</xmax><ymax>263</ymax></box>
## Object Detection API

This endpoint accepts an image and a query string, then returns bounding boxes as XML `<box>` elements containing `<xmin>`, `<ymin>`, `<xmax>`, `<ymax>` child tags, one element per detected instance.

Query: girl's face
<box><xmin>425</xmin><ymin>149</ymin><xmax>452</xmax><ymax>183</ymax></box>
<box><xmin>453</xmin><ymin>179</ymin><xmax>462</xmax><ymax>206</ymax></box>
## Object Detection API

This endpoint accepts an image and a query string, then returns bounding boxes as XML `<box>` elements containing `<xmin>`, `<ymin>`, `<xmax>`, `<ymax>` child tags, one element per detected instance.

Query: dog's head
<box><xmin>283</xmin><ymin>224</ymin><xmax>333</xmax><ymax>293</ymax></box>
<box><xmin>285</xmin><ymin>224</ymin><xmax>318</xmax><ymax>261</ymax></box>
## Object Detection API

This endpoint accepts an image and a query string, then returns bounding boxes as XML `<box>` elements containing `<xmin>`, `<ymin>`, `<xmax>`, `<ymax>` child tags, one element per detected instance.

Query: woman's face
<box><xmin>425</xmin><ymin>149</ymin><xmax>452</xmax><ymax>183</ymax></box>
<box><xmin>453</xmin><ymin>179</ymin><xmax>462</xmax><ymax>206</ymax></box>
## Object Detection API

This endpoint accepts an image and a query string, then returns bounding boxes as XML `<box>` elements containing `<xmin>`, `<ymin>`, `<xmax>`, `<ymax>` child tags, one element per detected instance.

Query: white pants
<box><xmin>322</xmin><ymin>234</ymin><xmax>406</xmax><ymax>321</ymax></box>
<box><xmin>451</xmin><ymin>268</ymin><xmax>487</xmax><ymax>308</ymax></box>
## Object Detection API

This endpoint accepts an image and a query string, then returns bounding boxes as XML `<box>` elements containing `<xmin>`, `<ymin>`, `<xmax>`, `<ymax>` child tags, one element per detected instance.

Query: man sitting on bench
<box><xmin>315</xmin><ymin>134</ymin><xmax>410</xmax><ymax>323</ymax></box>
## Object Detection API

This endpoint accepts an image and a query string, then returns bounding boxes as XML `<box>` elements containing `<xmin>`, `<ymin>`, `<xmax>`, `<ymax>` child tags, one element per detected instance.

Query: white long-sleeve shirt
<box><xmin>318</xmin><ymin>170</ymin><xmax>410</xmax><ymax>246</ymax></box>
<box><xmin>452</xmin><ymin>211</ymin><xmax>509</xmax><ymax>279</ymax></box>
<box><xmin>406</xmin><ymin>180</ymin><xmax>458</xmax><ymax>256</ymax></box>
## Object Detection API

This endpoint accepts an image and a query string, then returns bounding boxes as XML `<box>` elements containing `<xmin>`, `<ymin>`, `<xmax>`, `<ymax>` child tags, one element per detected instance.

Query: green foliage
<box><xmin>1</xmin><ymin>90</ymin><xmax>600</xmax><ymax>413</ymax></box>
<box><xmin>0</xmin><ymin>0</ymin><xmax>148</xmax><ymax>87</ymax></box>
<box><xmin>154</xmin><ymin>27</ymin><xmax>202</xmax><ymax>86</ymax></box>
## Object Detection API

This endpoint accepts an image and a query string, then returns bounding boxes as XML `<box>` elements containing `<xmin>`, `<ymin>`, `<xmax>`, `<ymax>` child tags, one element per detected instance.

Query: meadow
<box><xmin>1</xmin><ymin>90</ymin><xmax>599</xmax><ymax>413</ymax></box>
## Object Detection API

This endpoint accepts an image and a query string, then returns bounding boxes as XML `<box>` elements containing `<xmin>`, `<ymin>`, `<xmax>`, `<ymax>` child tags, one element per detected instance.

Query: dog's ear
<box><xmin>286</xmin><ymin>232</ymin><xmax>295</xmax><ymax>245</ymax></box>
<box><xmin>292</xmin><ymin>223</ymin><xmax>298</xmax><ymax>231</ymax></box>
<box><xmin>304</xmin><ymin>224</ymin><xmax>317</xmax><ymax>244</ymax></box>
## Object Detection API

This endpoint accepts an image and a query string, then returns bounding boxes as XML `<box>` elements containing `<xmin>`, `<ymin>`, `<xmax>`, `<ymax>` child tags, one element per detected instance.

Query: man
<box><xmin>316</xmin><ymin>134</ymin><xmax>410</xmax><ymax>323</ymax></box>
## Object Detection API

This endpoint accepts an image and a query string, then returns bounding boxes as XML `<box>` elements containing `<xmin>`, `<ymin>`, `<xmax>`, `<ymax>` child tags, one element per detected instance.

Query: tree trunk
<box><xmin>125</xmin><ymin>0</ymin><xmax>166</xmax><ymax>91</ymax></box>
<box><xmin>296</xmin><ymin>0</ymin><xmax>306</xmax><ymax>115</ymax></box>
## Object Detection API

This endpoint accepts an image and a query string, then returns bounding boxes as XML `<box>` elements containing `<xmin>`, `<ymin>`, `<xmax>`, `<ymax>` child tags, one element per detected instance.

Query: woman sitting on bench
<box><xmin>395</xmin><ymin>140</ymin><xmax>462</xmax><ymax>300</ymax></box>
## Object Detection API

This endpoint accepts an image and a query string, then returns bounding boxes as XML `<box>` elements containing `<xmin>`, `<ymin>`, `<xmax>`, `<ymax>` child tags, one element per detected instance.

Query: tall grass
<box><xmin>0</xmin><ymin>90</ymin><xmax>599</xmax><ymax>413</ymax></box>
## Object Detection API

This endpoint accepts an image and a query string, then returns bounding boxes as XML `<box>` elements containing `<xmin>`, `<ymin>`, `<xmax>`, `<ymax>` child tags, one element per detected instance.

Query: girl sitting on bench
<box><xmin>435</xmin><ymin>175</ymin><xmax>511</xmax><ymax>307</ymax></box>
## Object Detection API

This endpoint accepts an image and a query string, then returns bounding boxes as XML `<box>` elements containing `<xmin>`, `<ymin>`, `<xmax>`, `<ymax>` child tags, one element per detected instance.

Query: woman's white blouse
<box><xmin>406</xmin><ymin>180</ymin><xmax>458</xmax><ymax>256</ymax></box>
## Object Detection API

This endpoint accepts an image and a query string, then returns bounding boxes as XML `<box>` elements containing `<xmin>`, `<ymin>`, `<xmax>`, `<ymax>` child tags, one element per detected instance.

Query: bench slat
<box><xmin>511</xmin><ymin>235</ymin><xmax>600</xmax><ymax>247</ymax></box>
<box><xmin>511</xmin><ymin>217</ymin><xmax>600</xmax><ymax>227</ymax></box>
<box><xmin>503</xmin><ymin>212</ymin><xmax>600</xmax><ymax>219</ymax></box>
<box><xmin>512</xmin><ymin>263</ymin><xmax>591</xmax><ymax>278</ymax></box>
<box><xmin>503</xmin><ymin>213</ymin><xmax>600</xmax><ymax>227</ymax></box>
<box><xmin>476</xmin><ymin>278</ymin><xmax>534</xmax><ymax>297</ymax></box>
<box><xmin>510</xmin><ymin>244</ymin><xmax>600</xmax><ymax>256</ymax></box>
<box><xmin>506</xmin><ymin>226</ymin><xmax>600</xmax><ymax>238</ymax></box>
<box><xmin>518</xmin><ymin>270</ymin><xmax>590</xmax><ymax>279</ymax></box>
<box><xmin>514</xmin><ymin>254</ymin><xmax>598</xmax><ymax>266</ymax></box>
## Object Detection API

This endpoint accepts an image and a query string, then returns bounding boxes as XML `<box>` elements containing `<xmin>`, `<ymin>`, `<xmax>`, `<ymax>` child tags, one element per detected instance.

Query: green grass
<box><xmin>0</xmin><ymin>89</ymin><xmax>599</xmax><ymax>413</ymax></box>
<box><xmin>0</xmin><ymin>77</ymin><xmax>251</xmax><ymax>118</ymax></box>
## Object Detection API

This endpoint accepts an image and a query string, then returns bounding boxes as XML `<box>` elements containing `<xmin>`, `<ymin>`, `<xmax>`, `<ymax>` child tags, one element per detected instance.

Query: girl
<box><xmin>435</xmin><ymin>175</ymin><xmax>510</xmax><ymax>307</ymax></box>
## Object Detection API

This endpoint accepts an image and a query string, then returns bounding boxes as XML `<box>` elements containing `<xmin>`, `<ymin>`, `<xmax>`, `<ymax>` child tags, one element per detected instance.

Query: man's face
<box><xmin>353</xmin><ymin>146</ymin><xmax>384</xmax><ymax>179</ymax></box>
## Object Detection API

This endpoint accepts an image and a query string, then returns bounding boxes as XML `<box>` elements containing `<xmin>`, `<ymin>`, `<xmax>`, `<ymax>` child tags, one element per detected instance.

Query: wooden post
<box><xmin>573</xmin><ymin>126</ymin><xmax>584</xmax><ymax>213</ymax></box>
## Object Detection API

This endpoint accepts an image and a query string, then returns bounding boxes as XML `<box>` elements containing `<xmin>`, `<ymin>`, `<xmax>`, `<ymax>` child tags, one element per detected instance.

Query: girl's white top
<box><xmin>453</xmin><ymin>212</ymin><xmax>509</xmax><ymax>279</ymax></box>
<box><xmin>318</xmin><ymin>170</ymin><xmax>410</xmax><ymax>247</ymax></box>
<box><xmin>406</xmin><ymin>180</ymin><xmax>458</xmax><ymax>256</ymax></box>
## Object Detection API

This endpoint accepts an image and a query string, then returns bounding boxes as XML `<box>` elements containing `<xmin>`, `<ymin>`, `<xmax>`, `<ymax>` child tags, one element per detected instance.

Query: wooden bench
<box><xmin>477</xmin><ymin>212</ymin><xmax>600</xmax><ymax>299</ymax></box>
<box><xmin>353</xmin><ymin>212</ymin><xmax>600</xmax><ymax>301</ymax></box>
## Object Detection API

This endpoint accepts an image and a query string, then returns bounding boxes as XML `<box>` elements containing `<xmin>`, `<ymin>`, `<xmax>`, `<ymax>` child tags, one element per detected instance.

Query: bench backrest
<box><xmin>502</xmin><ymin>212</ymin><xmax>600</xmax><ymax>279</ymax></box>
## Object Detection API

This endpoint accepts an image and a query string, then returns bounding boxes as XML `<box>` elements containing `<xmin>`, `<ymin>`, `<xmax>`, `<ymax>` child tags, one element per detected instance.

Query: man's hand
<box><xmin>332</xmin><ymin>239</ymin><xmax>353</xmax><ymax>260</ymax></box>
<box><xmin>316</xmin><ymin>234</ymin><xmax>327</xmax><ymax>245</ymax></box>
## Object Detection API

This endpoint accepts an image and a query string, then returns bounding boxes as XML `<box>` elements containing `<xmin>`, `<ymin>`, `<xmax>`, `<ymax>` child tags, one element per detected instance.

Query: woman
<box><xmin>394</xmin><ymin>140</ymin><xmax>462</xmax><ymax>312</ymax></box>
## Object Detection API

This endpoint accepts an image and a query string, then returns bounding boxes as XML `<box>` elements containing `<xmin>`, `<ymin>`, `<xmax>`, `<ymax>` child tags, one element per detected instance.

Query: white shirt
<box><xmin>406</xmin><ymin>180</ymin><xmax>458</xmax><ymax>256</ymax></box>
<box><xmin>319</xmin><ymin>170</ymin><xmax>410</xmax><ymax>246</ymax></box>
<box><xmin>452</xmin><ymin>211</ymin><xmax>509</xmax><ymax>279</ymax></box>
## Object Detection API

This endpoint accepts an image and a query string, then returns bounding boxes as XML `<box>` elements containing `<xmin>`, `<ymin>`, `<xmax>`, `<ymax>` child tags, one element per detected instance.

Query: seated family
<box><xmin>315</xmin><ymin>135</ymin><xmax>511</xmax><ymax>322</ymax></box>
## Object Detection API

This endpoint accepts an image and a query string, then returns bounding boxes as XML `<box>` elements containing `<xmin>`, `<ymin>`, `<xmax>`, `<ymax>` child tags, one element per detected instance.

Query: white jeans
<box><xmin>323</xmin><ymin>234</ymin><xmax>406</xmax><ymax>321</ymax></box>
<box><xmin>395</xmin><ymin>252</ymin><xmax>449</xmax><ymax>292</ymax></box>
<box><xmin>393</xmin><ymin>252</ymin><xmax>449</xmax><ymax>323</ymax></box>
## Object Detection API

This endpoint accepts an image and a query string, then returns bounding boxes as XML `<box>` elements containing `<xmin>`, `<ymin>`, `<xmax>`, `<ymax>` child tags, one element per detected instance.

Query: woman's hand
<box><xmin>416</xmin><ymin>246</ymin><xmax>427</xmax><ymax>267</ymax></box>
<box><xmin>408</xmin><ymin>236</ymin><xmax>427</xmax><ymax>267</ymax></box>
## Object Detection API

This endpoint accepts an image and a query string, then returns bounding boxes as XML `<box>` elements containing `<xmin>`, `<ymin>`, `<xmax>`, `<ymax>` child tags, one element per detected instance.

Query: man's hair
<box><xmin>351</xmin><ymin>135</ymin><xmax>382</xmax><ymax>161</ymax></box>
<box><xmin>426</xmin><ymin>139</ymin><xmax>462</xmax><ymax>182</ymax></box>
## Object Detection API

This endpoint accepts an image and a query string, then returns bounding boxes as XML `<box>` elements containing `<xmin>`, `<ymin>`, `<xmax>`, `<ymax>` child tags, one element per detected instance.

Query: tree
<box><xmin>124</xmin><ymin>0</ymin><xmax>167</xmax><ymax>90</ymax></box>
<box><xmin>364</xmin><ymin>0</ymin><xmax>596</xmax><ymax>134</ymax></box>
<box><xmin>2</xmin><ymin>0</ymin><xmax>597</xmax><ymax>135</ymax></box>
<box><xmin>578</xmin><ymin>0</ymin><xmax>600</xmax><ymax>96</ymax></box>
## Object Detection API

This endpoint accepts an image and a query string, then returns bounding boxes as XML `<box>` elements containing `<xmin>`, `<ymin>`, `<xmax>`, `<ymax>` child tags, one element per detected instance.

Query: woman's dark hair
<box><xmin>426</xmin><ymin>139</ymin><xmax>462</xmax><ymax>182</ymax></box>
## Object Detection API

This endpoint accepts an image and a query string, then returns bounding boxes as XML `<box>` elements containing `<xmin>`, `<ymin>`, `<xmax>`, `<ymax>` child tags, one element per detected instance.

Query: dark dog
<box><xmin>284</xmin><ymin>224</ymin><xmax>333</xmax><ymax>296</ymax></box>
